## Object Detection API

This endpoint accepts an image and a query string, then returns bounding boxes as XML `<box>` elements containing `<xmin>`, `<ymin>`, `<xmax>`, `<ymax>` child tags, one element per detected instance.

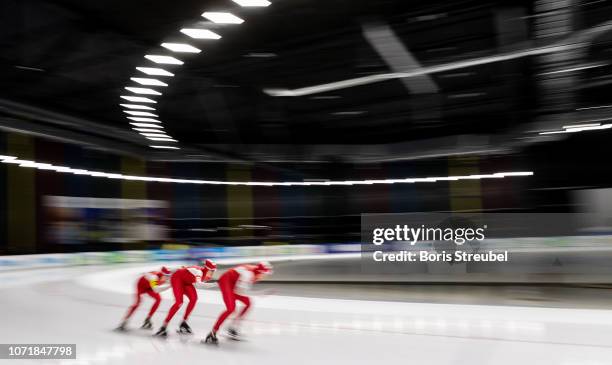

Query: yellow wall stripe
<box><xmin>7</xmin><ymin>133</ymin><xmax>36</xmax><ymax>253</ymax></box>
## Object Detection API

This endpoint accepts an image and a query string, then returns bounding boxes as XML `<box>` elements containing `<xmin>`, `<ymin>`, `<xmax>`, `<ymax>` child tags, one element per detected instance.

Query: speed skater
<box><xmin>117</xmin><ymin>266</ymin><xmax>172</xmax><ymax>331</ymax></box>
<box><xmin>203</xmin><ymin>261</ymin><xmax>273</xmax><ymax>344</ymax></box>
<box><xmin>154</xmin><ymin>259</ymin><xmax>217</xmax><ymax>337</ymax></box>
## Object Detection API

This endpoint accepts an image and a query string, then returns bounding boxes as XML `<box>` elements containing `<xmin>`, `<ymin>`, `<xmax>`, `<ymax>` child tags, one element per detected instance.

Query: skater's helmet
<box><xmin>201</xmin><ymin>259</ymin><xmax>217</xmax><ymax>281</ymax></box>
<box><xmin>202</xmin><ymin>259</ymin><xmax>217</xmax><ymax>272</ymax></box>
<box><xmin>254</xmin><ymin>261</ymin><xmax>273</xmax><ymax>275</ymax></box>
<box><xmin>160</xmin><ymin>266</ymin><xmax>172</xmax><ymax>276</ymax></box>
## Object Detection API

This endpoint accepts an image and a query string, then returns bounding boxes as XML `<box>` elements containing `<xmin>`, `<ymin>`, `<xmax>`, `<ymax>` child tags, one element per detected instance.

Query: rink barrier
<box><xmin>4</xmin><ymin>237</ymin><xmax>612</xmax><ymax>283</ymax></box>
<box><xmin>0</xmin><ymin>244</ymin><xmax>328</xmax><ymax>271</ymax></box>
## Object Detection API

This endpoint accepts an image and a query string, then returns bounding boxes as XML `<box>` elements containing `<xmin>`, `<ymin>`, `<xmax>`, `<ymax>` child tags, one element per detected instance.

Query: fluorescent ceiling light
<box><xmin>140</xmin><ymin>132</ymin><xmax>171</xmax><ymax>137</ymax></box>
<box><xmin>562</xmin><ymin>123</ymin><xmax>601</xmax><ymax>129</ymax></box>
<box><xmin>144</xmin><ymin>55</ymin><xmax>184</xmax><ymax>65</ymax></box>
<box><xmin>125</xmin><ymin>87</ymin><xmax>162</xmax><ymax>95</ymax></box>
<box><xmin>130</xmin><ymin>78</ymin><xmax>168</xmax><ymax>87</ymax></box>
<box><xmin>539</xmin><ymin>124</ymin><xmax>612</xmax><ymax>135</ymax></box>
<box><xmin>150</xmin><ymin>145</ymin><xmax>180</xmax><ymax>150</ymax></box>
<box><xmin>51</xmin><ymin>166</ymin><xmax>74</xmax><ymax>173</ymax></box>
<box><xmin>130</xmin><ymin>123</ymin><xmax>164</xmax><ymax>128</ymax></box>
<box><xmin>133</xmin><ymin>128</ymin><xmax>164</xmax><ymax>133</ymax></box>
<box><xmin>146</xmin><ymin>137</ymin><xmax>178</xmax><ymax>142</ymax></box>
<box><xmin>136</xmin><ymin>67</ymin><xmax>174</xmax><ymax>77</ymax></box>
<box><xmin>202</xmin><ymin>12</ymin><xmax>244</xmax><ymax>24</ymax></box>
<box><xmin>261</xmin><ymin>43</ymin><xmax>588</xmax><ymax>97</ymax></box>
<box><xmin>120</xmin><ymin>95</ymin><xmax>157</xmax><ymax>103</ymax></box>
<box><xmin>0</xmin><ymin>156</ymin><xmax>535</xmax><ymax>186</ymax></box>
<box><xmin>19</xmin><ymin>162</ymin><xmax>52</xmax><ymax>169</ymax></box>
<box><xmin>126</xmin><ymin>117</ymin><xmax>162</xmax><ymax>122</ymax></box>
<box><xmin>1</xmin><ymin>158</ymin><xmax>33</xmax><ymax>164</ymax></box>
<box><xmin>576</xmin><ymin>105</ymin><xmax>612</xmax><ymax>110</ymax></box>
<box><xmin>161</xmin><ymin>43</ymin><xmax>201</xmax><ymax>53</ymax></box>
<box><xmin>179</xmin><ymin>28</ymin><xmax>222</xmax><ymax>40</ymax></box>
<box><xmin>231</xmin><ymin>0</ymin><xmax>271</xmax><ymax>7</ymax></box>
<box><xmin>123</xmin><ymin>110</ymin><xmax>158</xmax><ymax>117</ymax></box>
<box><xmin>120</xmin><ymin>104</ymin><xmax>155</xmax><ymax>110</ymax></box>
<box><xmin>539</xmin><ymin>63</ymin><xmax>607</xmax><ymax>76</ymax></box>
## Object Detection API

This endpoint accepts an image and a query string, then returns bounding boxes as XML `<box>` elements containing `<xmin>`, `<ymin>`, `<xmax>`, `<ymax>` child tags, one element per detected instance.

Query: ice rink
<box><xmin>2</xmin><ymin>263</ymin><xmax>612</xmax><ymax>365</ymax></box>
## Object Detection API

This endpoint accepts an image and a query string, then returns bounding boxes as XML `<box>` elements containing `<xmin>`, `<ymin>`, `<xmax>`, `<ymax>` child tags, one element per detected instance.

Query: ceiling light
<box><xmin>120</xmin><ymin>95</ymin><xmax>157</xmax><ymax>103</ymax></box>
<box><xmin>539</xmin><ymin>124</ymin><xmax>612</xmax><ymax>135</ymax></box>
<box><xmin>202</xmin><ymin>12</ymin><xmax>244</xmax><ymax>24</ymax></box>
<box><xmin>120</xmin><ymin>104</ymin><xmax>155</xmax><ymax>110</ymax></box>
<box><xmin>126</xmin><ymin>117</ymin><xmax>162</xmax><ymax>122</ymax></box>
<box><xmin>562</xmin><ymin>123</ymin><xmax>601</xmax><ymax>129</ymax></box>
<box><xmin>231</xmin><ymin>0</ymin><xmax>271</xmax><ymax>6</ymax></box>
<box><xmin>51</xmin><ymin>166</ymin><xmax>74</xmax><ymax>173</ymax></box>
<box><xmin>130</xmin><ymin>78</ymin><xmax>168</xmax><ymax>87</ymax></box>
<box><xmin>136</xmin><ymin>67</ymin><xmax>174</xmax><ymax>76</ymax></box>
<box><xmin>0</xmin><ymin>156</ymin><xmax>535</xmax><ymax>185</ymax></box>
<box><xmin>576</xmin><ymin>105</ymin><xmax>612</xmax><ymax>111</ymax></box>
<box><xmin>144</xmin><ymin>55</ymin><xmax>184</xmax><ymax>65</ymax></box>
<box><xmin>123</xmin><ymin>110</ymin><xmax>158</xmax><ymax>117</ymax></box>
<box><xmin>146</xmin><ymin>137</ymin><xmax>178</xmax><ymax>142</ymax></box>
<box><xmin>1</xmin><ymin>158</ymin><xmax>33</xmax><ymax>164</ymax></box>
<box><xmin>161</xmin><ymin>43</ymin><xmax>201</xmax><ymax>53</ymax></box>
<box><xmin>125</xmin><ymin>87</ymin><xmax>162</xmax><ymax>95</ymax></box>
<box><xmin>179</xmin><ymin>28</ymin><xmax>222</xmax><ymax>40</ymax></box>
<box><xmin>130</xmin><ymin>123</ymin><xmax>164</xmax><ymax>128</ymax></box>
<box><xmin>150</xmin><ymin>145</ymin><xmax>180</xmax><ymax>150</ymax></box>
<box><xmin>140</xmin><ymin>132</ymin><xmax>171</xmax><ymax>137</ymax></box>
<box><xmin>133</xmin><ymin>128</ymin><xmax>164</xmax><ymax>133</ymax></box>
<box><xmin>71</xmin><ymin>169</ymin><xmax>90</xmax><ymax>175</ymax></box>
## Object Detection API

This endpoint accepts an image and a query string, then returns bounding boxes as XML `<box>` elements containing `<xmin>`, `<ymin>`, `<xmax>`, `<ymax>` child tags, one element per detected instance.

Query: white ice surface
<box><xmin>1</xmin><ymin>263</ymin><xmax>612</xmax><ymax>365</ymax></box>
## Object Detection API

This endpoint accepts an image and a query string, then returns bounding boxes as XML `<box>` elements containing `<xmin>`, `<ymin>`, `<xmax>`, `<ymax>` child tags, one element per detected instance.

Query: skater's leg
<box><xmin>212</xmin><ymin>282</ymin><xmax>236</xmax><ymax>332</ymax></box>
<box><xmin>163</xmin><ymin>282</ymin><xmax>184</xmax><ymax>325</ymax></box>
<box><xmin>234</xmin><ymin>294</ymin><xmax>251</xmax><ymax>319</ymax></box>
<box><xmin>146</xmin><ymin>290</ymin><xmax>162</xmax><ymax>318</ymax></box>
<box><xmin>182</xmin><ymin>285</ymin><xmax>198</xmax><ymax>321</ymax></box>
<box><xmin>124</xmin><ymin>292</ymin><xmax>142</xmax><ymax>321</ymax></box>
<box><xmin>230</xmin><ymin>294</ymin><xmax>251</xmax><ymax>330</ymax></box>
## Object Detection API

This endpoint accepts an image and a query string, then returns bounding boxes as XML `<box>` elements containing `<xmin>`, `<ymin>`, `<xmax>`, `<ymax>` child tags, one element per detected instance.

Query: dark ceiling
<box><xmin>1</xmin><ymin>0</ymin><xmax>612</xmax><ymax>164</ymax></box>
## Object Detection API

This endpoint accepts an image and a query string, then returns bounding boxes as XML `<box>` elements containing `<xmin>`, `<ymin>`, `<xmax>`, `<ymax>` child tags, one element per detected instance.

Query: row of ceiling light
<box><xmin>0</xmin><ymin>155</ymin><xmax>533</xmax><ymax>186</ymax></box>
<box><xmin>119</xmin><ymin>0</ymin><xmax>272</xmax><ymax>151</ymax></box>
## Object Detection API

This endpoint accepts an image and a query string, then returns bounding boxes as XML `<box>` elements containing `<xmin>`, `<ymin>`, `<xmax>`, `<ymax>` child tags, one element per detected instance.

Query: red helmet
<box><xmin>202</xmin><ymin>259</ymin><xmax>217</xmax><ymax>272</ymax></box>
<box><xmin>160</xmin><ymin>266</ymin><xmax>171</xmax><ymax>276</ymax></box>
<box><xmin>255</xmin><ymin>261</ymin><xmax>273</xmax><ymax>275</ymax></box>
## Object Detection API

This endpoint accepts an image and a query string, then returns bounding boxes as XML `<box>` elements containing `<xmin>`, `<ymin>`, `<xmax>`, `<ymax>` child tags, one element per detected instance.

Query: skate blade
<box><xmin>177</xmin><ymin>330</ymin><xmax>193</xmax><ymax>335</ymax></box>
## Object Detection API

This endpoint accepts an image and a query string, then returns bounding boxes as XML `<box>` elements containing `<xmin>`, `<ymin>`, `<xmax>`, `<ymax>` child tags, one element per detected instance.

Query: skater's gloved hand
<box><xmin>194</xmin><ymin>282</ymin><xmax>217</xmax><ymax>290</ymax></box>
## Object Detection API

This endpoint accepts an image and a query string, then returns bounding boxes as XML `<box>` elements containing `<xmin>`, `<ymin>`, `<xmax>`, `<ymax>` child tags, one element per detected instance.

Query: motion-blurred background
<box><xmin>4</xmin><ymin>3</ymin><xmax>612</xmax><ymax>364</ymax></box>
<box><xmin>0</xmin><ymin>0</ymin><xmax>611</xmax><ymax>260</ymax></box>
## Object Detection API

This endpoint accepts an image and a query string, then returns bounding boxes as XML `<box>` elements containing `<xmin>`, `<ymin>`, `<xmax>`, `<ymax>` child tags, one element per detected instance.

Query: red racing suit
<box><xmin>124</xmin><ymin>270</ymin><xmax>168</xmax><ymax>320</ymax></box>
<box><xmin>212</xmin><ymin>264</ymin><xmax>257</xmax><ymax>332</ymax></box>
<box><xmin>163</xmin><ymin>266</ymin><xmax>210</xmax><ymax>324</ymax></box>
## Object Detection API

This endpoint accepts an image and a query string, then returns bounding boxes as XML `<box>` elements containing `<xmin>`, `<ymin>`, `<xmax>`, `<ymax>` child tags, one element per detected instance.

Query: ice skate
<box><xmin>141</xmin><ymin>317</ymin><xmax>152</xmax><ymax>330</ymax></box>
<box><xmin>178</xmin><ymin>321</ymin><xmax>193</xmax><ymax>334</ymax></box>
<box><xmin>115</xmin><ymin>321</ymin><xmax>128</xmax><ymax>332</ymax></box>
<box><xmin>227</xmin><ymin>327</ymin><xmax>242</xmax><ymax>341</ymax></box>
<box><xmin>154</xmin><ymin>326</ymin><xmax>168</xmax><ymax>337</ymax></box>
<box><xmin>203</xmin><ymin>331</ymin><xmax>218</xmax><ymax>345</ymax></box>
